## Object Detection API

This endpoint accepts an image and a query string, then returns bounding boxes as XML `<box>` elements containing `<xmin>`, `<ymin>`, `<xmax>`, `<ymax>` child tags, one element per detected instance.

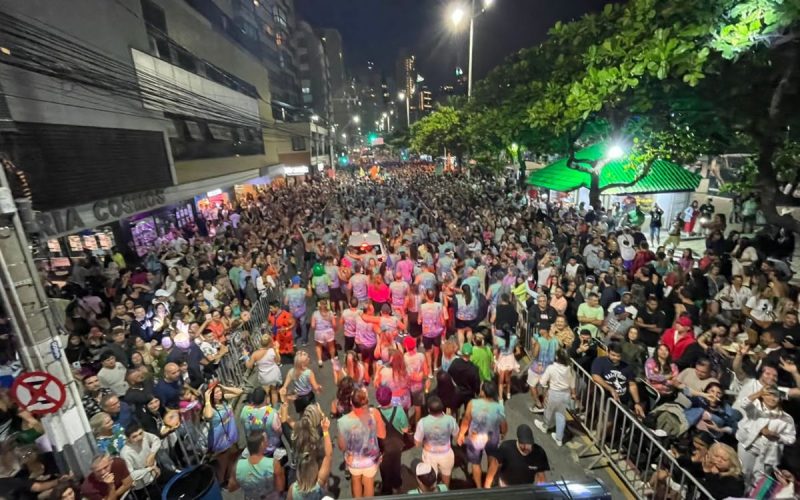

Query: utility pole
<box><xmin>467</xmin><ymin>0</ymin><xmax>475</xmax><ymax>98</ymax></box>
<box><xmin>0</xmin><ymin>157</ymin><xmax>95</xmax><ymax>475</ymax></box>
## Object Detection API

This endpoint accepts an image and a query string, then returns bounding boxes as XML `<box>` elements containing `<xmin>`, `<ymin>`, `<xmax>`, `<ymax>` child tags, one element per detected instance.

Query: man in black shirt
<box><xmin>636</xmin><ymin>295</ymin><xmax>668</xmax><ymax>348</ymax></box>
<box><xmin>773</xmin><ymin>310</ymin><xmax>799</xmax><ymax>351</ymax></box>
<box><xmin>485</xmin><ymin>424</ymin><xmax>549</xmax><ymax>487</ymax></box>
<box><xmin>591</xmin><ymin>342</ymin><xmax>645</xmax><ymax>418</ymax></box>
<box><xmin>569</xmin><ymin>329</ymin><xmax>598</xmax><ymax>373</ymax></box>
<box><xmin>528</xmin><ymin>294</ymin><xmax>557</xmax><ymax>332</ymax></box>
<box><xmin>448</xmin><ymin>343</ymin><xmax>481</xmax><ymax>409</ymax></box>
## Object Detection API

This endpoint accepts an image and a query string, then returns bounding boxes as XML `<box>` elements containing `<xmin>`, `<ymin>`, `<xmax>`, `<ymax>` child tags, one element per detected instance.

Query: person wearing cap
<box><xmin>661</xmin><ymin>315</ymin><xmax>697</xmax><ymax>360</ymax></box>
<box><xmin>484</xmin><ymin>424</ymin><xmax>549</xmax><ymax>487</ymax></box>
<box><xmin>284</xmin><ymin>275</ymin><xmax>312</xmax><ymax>347</ymax></box>
<box><xmin>408</xmin><ymin>461</ymin><xmax>449</xmax><ymax>495</ymax></box>
<box><xmin>448</xmin><ymin>343</ymin><xmax>481</xmax><ymax>411</ymax></box>
<box><xmin>601</xmin><ymin>305</ymin><xmax>633</xmax><ymax>342</ymax></box>
<box><xmin>607</xmin><ymin>292</ymin><xmax>639</xmax><ymax>320</ymax></box>
<box><xmin>375</xmin><ymin>385</ymin><xmax>406</xmax><ymax>495</ymax></box>
<box><xmin>414</xmin><ymin>396</ymin><xmax>459</xmax><ymax>488</ymax></box>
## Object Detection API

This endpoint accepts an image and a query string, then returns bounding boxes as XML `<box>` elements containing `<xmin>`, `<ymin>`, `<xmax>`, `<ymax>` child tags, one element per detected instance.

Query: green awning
<box><xmin>527</xmin><ymin>143</ymin><xmax>701</xmax><ymax>194</ymax></box>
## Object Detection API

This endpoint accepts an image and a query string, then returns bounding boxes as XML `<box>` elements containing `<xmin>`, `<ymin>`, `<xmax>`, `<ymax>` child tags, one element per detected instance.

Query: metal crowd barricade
<box><xmin>568</xmin><ymin>359</ymin><xmax>715</xmax><ymax>499</ymax></box>
<box><xmin>215</xmin><ymin>284</ymin><xmax>284</xmax><ymax>388</ymax></box>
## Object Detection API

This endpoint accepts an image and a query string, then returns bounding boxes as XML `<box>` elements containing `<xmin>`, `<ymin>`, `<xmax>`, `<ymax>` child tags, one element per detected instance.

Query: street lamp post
<box><xmin>398</xmin><ymin>91</ymin><xmax>410</xmax><ymax>128</ymax></box>
<box><xmin>450</xmin><ymin>0</ymin><xmax>493</xmax><ymax>99</ymax></box>
<box><xmin>310</xmin><ymin>114</ymin><xmax>319</xmax><ymax>167</ymax></box>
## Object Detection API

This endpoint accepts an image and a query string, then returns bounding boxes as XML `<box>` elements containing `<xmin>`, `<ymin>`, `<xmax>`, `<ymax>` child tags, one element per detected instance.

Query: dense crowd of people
<box><xmin>1</xmin><ymin>162</ymin><xmax>799</xmax><ymax>500</ymax></box>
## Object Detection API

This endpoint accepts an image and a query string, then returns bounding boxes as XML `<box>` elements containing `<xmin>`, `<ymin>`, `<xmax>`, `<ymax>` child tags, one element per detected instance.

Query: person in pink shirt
<box><xmin>368</xmin><ymin>274</ymin><xmax>391</xmax><ymax>311</ymax></box>
<box><xmin>395</xmin><ymin>251</ymin><xmax>415</xmax><ymax>284</ymax></box>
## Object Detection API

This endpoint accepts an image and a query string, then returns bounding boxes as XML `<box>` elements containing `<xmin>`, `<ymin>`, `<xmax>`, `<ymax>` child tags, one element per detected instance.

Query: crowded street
<box><xmin>0</xmin><ymin>160</ymin><xmax>794</xmax><ymax>500</ymax></box>
<box><xmin>2</xmin><ymin>1</ymin><xmax>800</xmax><ymax>499</ymax></box>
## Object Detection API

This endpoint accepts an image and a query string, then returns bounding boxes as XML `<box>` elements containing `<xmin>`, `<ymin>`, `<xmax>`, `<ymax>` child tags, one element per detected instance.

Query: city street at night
<box><xmin>1</xmin><ymin>1</ymin><xmax>799</xmax><ymax>500</ymax></box>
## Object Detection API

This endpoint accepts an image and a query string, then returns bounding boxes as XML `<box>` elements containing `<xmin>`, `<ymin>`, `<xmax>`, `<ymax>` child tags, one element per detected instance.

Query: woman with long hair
<box><xmin>494</xmin><ymin>324</ymin><xmax>519</xmax><ymax>401</ymax></box>
<box><xmin>678</xmin><ymin>249</ymin><xmax>695</xmax><ymax>273</ymax></box>
<box><xmin>457</xmin><ymin>381</ymin><xmax>507</xmax><ymax>488</ymax></box>
<box><xmin>280</xmin><ymin>351</ymin><xmax>322</xmax><ymax>415</ymax></box>
<box><xmin>419</xmin><ymin>288</ymin><xmax>448</xmax><ymax>373</ymax></box>
<box><xmin>337</xmin><ymin>387</ymin><xmax>386</xmax><ymax>498</ymax></box>
<box><xmin>374</xmin><ymin>349</ymin><xmax>411</xmax><ymax>411</ymax></box>
<box><xmin>203</xmin><ymin>381</ymin><xmax>243</xmax><ymax>485</ymax></box>
<box><xmin>330</xmin><ymin>376</ymin><xmax>356</xmax><ymax>419</ymax></box>
<box><xmin>287</xmin><ymin>417</ymin><xmax>332</xmax><ymax>500</ymax></box>
<box><xmin>246</xmin><ymin>334</ymin><xmax>282</xmax><ymax>404</ymax></box>
<box><xmin>354</xmin><ymin>304</ymin><xmax>379</xmax><ymax>381</ymax></box>
<box><xmin>620</xmin><ymin>327</ymin><xmax>648</xmax><ymax>378</ymax></box>
<box><xmin>534</xmin><ymin>348</ymin><xmax>575</xmax><ymax>447</ymax></box>
<box><xmin>291</xmin><ymin>403</ymin><xmax>326</xmax><ymax>465</ymax></box>
<box><xmin>455</xmin><ymin>284</ymin><xmax>480</xmax><ymax>346</ymax></box>
<box><xmin>644</xmin><ymin>344</ymin><xmax>679</xmax><ymax>402</ymax></box>
<box><xmin>440</xmin><ymin>338</ymin><xmax>458</xmax><ymax>372</ymax></box>
<box><xmin>310</xmin><ymin>300</ymin><xmax>338</xmax><ymax>368</ymax></box>
<box><xmin>406</xmin><ymin>283</ymin><xmax>423</xmax><ymax>338</ymax></box>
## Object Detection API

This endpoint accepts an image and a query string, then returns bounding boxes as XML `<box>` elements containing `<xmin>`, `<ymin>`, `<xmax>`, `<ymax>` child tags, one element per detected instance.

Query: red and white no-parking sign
<box><xmin>11</xmin><ymin>371</ymin><xmax>67</xmax><ymax>415</ymax></box>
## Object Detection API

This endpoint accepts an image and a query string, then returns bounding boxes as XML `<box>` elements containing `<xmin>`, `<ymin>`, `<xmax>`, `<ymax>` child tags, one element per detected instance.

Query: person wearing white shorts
<box><xmin>414</xmin><ymin>396</ymin><xmax>459</xmax><ymax>487</ymax></box>
<box><xmin>311</xmin><ymin>301</ymin><xmax>338</xmax><ymax>368</ymax></box>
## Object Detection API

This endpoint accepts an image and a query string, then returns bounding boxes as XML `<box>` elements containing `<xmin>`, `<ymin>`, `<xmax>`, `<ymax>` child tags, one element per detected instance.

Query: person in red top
<box><xmin>268</xmin><ymin>301</ymin><xmax>295</xmax><ymax>364</ymax></box>
<box><xmin>630</xmin><ymin>241</ymin><xmax>656</xmax><ymax>277</ymax></box>
<box><xmin>81</xmin><ymin>454</ymin><xmax>132</xmax><ymax>500</ymax></box>
<box><xmin>660</xmin><ymin>315</ymin><xmax>696</xmax><ymax>361</ymax></box>
<box><xmin>203</xmin><ymin>309</ymin><xmax>228</xmax><ymax>344</ymax></box>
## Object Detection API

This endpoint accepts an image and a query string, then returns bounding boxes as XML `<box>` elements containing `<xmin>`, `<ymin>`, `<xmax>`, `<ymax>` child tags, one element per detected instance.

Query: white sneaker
<box><xmin>551</xmin><ymin>432</ymin><xmax>563</xmax><ymax>447</ymax></box>
<box><xmin>534</xmin><ymin>419</ymin><xmax>548</xmax><ymax>434</ymax></box>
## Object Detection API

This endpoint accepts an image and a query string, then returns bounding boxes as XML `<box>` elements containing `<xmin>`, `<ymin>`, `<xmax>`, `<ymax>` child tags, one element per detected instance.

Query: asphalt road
<box><xmin>222</xmin><ymin>323</ymin><xmax>631</xmax><ymax>499</ymax></box>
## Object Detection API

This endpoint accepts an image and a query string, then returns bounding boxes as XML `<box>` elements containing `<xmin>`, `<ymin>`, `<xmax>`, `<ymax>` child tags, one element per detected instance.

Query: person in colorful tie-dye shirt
<box><xmin>414</xmin><ymin>396</ymin><xmax>459</xmax><ymax>488</ymax></box>
<box><xmin>458</xmin><ymin>381</ymin><xmax>508</xmax><ymax>488</ymax></box>
<box><xmin>336</xmin><ymin>387</ymin><xmax>386</xmax><ymax>498</ymax></box>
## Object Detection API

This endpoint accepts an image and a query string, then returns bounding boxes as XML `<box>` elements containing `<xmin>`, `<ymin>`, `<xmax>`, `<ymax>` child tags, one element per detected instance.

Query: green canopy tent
<box><xmin>526</xmin><ymin>143</ymin><xmax>701</xmax><ymax>195</ymax></box>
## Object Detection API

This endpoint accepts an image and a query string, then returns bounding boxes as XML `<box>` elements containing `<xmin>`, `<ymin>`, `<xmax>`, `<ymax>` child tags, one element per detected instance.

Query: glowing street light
<box><xmin>448</xmin><ymin>0</ymin><xmax>495</xmax><ymax>98</ymax></box>
<box><xmin>398</xmin><ymin>91</ymin><xmax>411</xmax><ymax>128</ymax></box>
<box><xmin>450</xmin><ymin>7</ymin><xmax>466</xmax><ymax>26</ymax></box>
<box><xmin>310</xmin><ymin>114</ymin><xmax>320</xmax><ymax>122</ymax></box>
<box><xmin>607</xmin><ymin>144</ymin><xmax>625</xmax><ymax>159</ymax></box>
<box><xmin>352</xmin><ymin>115</ymin><xmax>360</xmax><ymax>124</ymax></box>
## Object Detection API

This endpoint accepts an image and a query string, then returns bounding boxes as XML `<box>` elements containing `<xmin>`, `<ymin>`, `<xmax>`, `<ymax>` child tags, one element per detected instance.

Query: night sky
<box><xmin>295</xmin><ymin>0</ymin><xmax>609</xmax><ymax>88</ymax></box>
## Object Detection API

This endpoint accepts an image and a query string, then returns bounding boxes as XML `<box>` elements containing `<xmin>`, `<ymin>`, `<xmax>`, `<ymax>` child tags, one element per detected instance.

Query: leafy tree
<box><xmin>522</xmin><ymin>0</ymin><xmax>800</xmax><ymax>230</ymax></box>
<box><xmin>409</xmin><ymin>106</ymin><xmax>467</xmax><ymax>165</ymax></box>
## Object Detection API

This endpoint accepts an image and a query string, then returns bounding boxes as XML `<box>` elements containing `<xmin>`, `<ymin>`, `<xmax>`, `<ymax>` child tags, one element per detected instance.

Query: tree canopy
<box><xmin>408</xmin><ymin>0</ymin><xmax>800</xmax><ymax>231</ymax></box>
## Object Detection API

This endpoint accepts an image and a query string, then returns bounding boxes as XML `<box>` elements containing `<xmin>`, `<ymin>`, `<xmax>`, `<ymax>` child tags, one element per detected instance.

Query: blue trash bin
<box><xmin>161</xmin><ymin>465</ymin><xmax>222</xmax><ymax>500</ymax></box>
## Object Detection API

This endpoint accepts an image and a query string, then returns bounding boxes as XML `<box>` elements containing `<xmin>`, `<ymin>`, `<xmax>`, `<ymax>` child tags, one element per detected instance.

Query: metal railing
<box><xmin>216</xmin><ymin>284</ymin><xmax>284</xmax><ymax>389</ymax></box>
<box><xmin>568</xmin><ymin>359</ymin><xmax>715</xmax><ymax>499</ymax></box>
